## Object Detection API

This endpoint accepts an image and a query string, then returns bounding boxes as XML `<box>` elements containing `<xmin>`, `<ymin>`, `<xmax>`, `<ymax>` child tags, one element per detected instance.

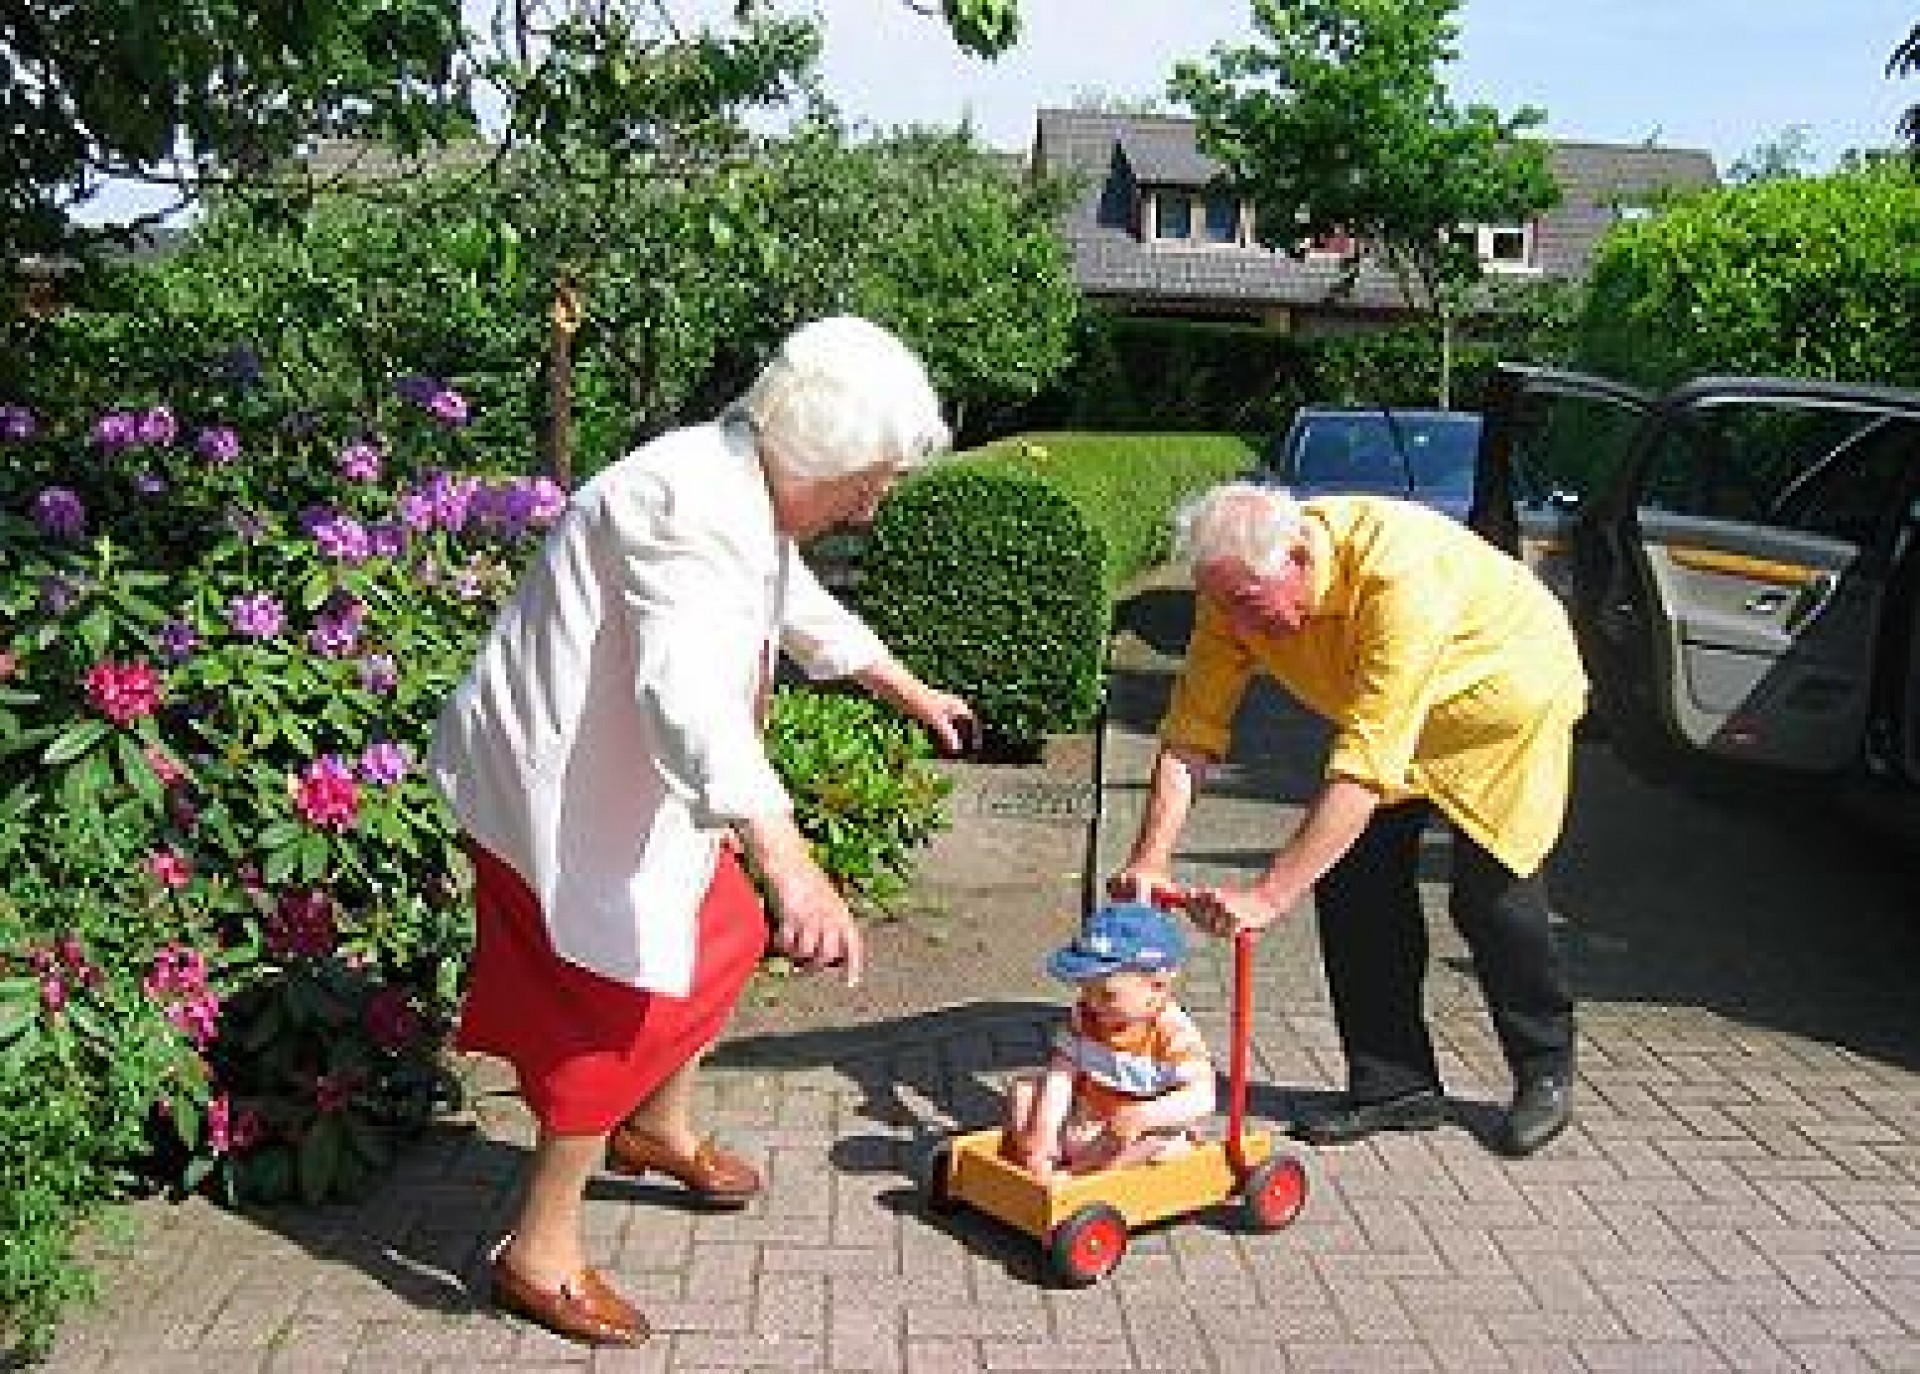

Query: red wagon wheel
<box><xmin>1241</xmin><ymin>1154</ymin><xmax>1309</xmax><ymax>1231</ymax></box>
<box><xmin>1047</xmin><ymin>1203</ymin><xmax>1129</xmax><ymax>1286</ymax></box>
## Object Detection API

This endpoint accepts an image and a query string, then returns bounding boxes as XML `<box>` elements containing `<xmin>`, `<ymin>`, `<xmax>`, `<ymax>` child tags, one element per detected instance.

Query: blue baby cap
<box><xmin>1045</xmin><ymin>901</ymin><xmax>1188</xmax><ymax>983</ymax></box>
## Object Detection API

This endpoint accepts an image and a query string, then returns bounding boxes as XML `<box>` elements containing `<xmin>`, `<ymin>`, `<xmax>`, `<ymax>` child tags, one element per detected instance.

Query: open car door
<box><xmin>1477</xmin><ymin>366</ymin><xmax>1920</xmax><ymax>782</ymax></box>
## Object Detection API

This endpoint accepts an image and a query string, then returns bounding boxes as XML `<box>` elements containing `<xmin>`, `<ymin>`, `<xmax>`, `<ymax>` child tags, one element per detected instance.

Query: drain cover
<box><xmin>973</xmin><ymin>781</ymin><xmax>1098</xmax><ymax>821</ymax></box>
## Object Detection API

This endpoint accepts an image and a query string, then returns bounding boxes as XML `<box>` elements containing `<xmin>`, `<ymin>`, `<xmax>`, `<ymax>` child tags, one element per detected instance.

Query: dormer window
<box><xmin>1146</xmin><ymin>188</ymin><xmax>1250</xmax><ymax>246</ymax></box>
<box><xmin>1454</xmin><ymin>222</ymin><xmax>1538</xmax><ymax>271</ymax></box>
<box><xmin>1203</xmin><ymin>193</ymin><xmax>1239</xmax><ymax>243</ymax></box>
<box><xmin>1154</xmin><ymin>192</ymin><xmax>1194</xmax><ymax>241</ymax></box>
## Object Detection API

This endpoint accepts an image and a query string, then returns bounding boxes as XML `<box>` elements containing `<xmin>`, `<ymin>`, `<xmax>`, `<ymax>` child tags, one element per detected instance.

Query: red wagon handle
<box><xmin>1142</xmin><ymin>885</ymin><xmax>1262</xmax><ymax>1183</ymax></box>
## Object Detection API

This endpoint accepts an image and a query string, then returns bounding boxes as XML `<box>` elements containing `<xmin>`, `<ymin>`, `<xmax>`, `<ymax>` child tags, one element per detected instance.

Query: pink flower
<box><xmin>291</xmin><ymin>754</ymin><xmax>359</xmax><ymax>830</ymax></box>
<box><xmin>207</xmin><ymin>1093</ymin><xmax>234</xmax><ymax>1154</ymax></box>
<box><xmin>363</xmin><ymin>986</ymin><xmax>422</xmax><ymax>1052</ymax></box>
<box><xmin>147</xmin><ymin>849</ymin><xmax>192</xmax><ymax>889</ymax></box>
<box><xmin>143</xmin><ymin>744</ymin><xmax>187</xmax><ymax>788</ymax></box>
<box><xmin>40</xmin><ymin>973</ymin><xmax>66</xmax><ymax>1014</ymax></box>
<box><xmin>83</xmin><ymin>660</ymin><xmax>164</xmax><ymax>725</ymax></box>
<box><xmin>0</xmin><ymin>649</ymin><xmax>16</xmax><ymax>681</ymax></box>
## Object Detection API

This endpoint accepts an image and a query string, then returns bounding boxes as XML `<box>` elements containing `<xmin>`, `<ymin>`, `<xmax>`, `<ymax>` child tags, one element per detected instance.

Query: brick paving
<box><xmin>30</xmin><ymin>582</ymin><xmax>1920</xmax><ymax>1372</ymax></box>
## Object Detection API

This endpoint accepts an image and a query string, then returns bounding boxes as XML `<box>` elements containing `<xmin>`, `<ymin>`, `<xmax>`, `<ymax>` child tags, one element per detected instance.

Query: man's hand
<box><xmin>1185</xmin><ymin>882</ymin><xmax>1291</xmax><ymax>938</ymax></box>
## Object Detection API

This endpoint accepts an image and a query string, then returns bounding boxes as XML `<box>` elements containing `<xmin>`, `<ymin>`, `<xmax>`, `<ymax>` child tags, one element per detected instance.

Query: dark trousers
<box><xmin>1314</xmin><ymin>802</ymin><xmax>1574</xmax><ymax>1104</ymax></box>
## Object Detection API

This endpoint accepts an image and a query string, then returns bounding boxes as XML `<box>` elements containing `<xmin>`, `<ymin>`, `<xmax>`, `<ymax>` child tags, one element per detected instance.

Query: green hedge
<box><xmin>858</xmin><ymin>467</ymin><xmax>1107</xmax><ymax>755</ymax></box>
<box><xmin>963</xmin><ymin>432</ymin><xmax>1257</xmax><ymax>595</ymax></box>
<box><xmin>1576</xmin><ymin>163</ymin><xmax>1920</xmax><ymax>389</ymax></box>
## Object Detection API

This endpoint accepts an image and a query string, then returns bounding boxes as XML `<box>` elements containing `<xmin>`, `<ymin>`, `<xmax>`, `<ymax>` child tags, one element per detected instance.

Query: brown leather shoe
<box><xmin>490</xmin><ymin>1257</ymin><xmax>648</xmax><ymax>1346</ymax></box>
<box><xmin>607</xmin><ymin>1125</ymin><xmax>762</xmax><ymax>1205</ymax></box>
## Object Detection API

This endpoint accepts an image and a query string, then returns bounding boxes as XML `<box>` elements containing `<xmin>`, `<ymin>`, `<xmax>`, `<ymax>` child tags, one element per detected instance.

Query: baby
<box><xmin>1004</xmin><ymin>901</ymin><xmax>1217</xmax><ymax>1183</ymax></box>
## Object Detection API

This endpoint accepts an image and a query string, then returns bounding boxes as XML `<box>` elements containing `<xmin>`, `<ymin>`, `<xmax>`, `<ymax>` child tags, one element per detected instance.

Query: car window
<box><xmin>1640</xmin><ymin>402</ymin><xmax>1917</xmax><ymax>551</ymax></box>
<box><xmin>1292</xmin><ymin>416</ymin><xmax>1408</xmax><ymax>490</ymax></box>
<box><xmin>1394</xmin><ymin>417</ymin><xmax>1480</xmax><ymax>497</ymax></box>
<box><xmin>1509</xmin><ymin>391</ymin><xmax>1644</xmax><ymax>507</ymax></box>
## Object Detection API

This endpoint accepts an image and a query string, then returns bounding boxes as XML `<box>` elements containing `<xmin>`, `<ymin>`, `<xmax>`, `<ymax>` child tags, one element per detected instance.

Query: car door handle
<box><xmin>1744</xmin><ymin>589</ymin><xmax>1791</xmax><ymax>614</ymax></box>
<box><xmin>1781</xmin><ymin>570</ymin><xmax>1838</xmax><ymax>635</ymax></box>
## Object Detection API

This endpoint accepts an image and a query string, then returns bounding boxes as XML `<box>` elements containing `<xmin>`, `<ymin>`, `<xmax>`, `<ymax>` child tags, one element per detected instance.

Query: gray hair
<box><xmin>737</xmin><ymin>316</ymin><xmax>950</xmax><ymax>481</ymax></box>
<box><xmin>1171</xmin><ymin>481</ymin><xmax>1306</xmax><ymax>576</ymax></box>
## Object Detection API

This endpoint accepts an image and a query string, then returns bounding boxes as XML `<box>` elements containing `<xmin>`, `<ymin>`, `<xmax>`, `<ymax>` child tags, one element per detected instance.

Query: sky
<box><xmin>74</xmin><ymin>0</ymin><xmax>1916</xmax><ymax>225</ymax></box>
<box><xmin>795</xmin><ymin>0</ymin><xmax>1913</xmax><ymax>172</ymax></box>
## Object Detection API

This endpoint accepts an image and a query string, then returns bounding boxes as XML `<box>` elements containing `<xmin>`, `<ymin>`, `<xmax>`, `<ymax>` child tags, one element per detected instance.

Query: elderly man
<box><xmin>1113</xmin><ymin>482</ymin><xmax>1586</xmax><ymax>1158</ymax></box>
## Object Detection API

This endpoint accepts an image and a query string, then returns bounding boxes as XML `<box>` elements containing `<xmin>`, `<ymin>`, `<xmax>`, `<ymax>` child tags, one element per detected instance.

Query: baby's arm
<box><xmin>1019</xmin><ymin>1056</ymin><xmax>1079</xmax><ymax>1180</ymax></box>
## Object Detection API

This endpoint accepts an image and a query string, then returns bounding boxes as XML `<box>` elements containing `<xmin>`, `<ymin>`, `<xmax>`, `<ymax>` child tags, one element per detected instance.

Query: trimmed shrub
<box><xmin>964</xmin><ymin>433</ymin><xmax>1257</xmax><ymax>595</ymax></box>
<box><xmin>1576</xmin><ymin>164</ymin><xmax>1920</xmax><ymax>389</ymax></box>
<box><xmin>858</xmin><ymin>467</ymin><xmax>1107</xmax><ymax>756</ymax></box>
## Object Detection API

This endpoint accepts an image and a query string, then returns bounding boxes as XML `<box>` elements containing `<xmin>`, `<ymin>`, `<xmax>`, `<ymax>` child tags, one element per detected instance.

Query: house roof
<box><xmin>1030</xmin><ymin>107</ymin><xmax>1719</xmax><ymax>314</ymax></box>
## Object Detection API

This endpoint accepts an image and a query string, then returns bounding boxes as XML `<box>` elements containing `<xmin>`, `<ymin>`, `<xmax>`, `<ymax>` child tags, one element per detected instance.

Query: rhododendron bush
<box><xmin>0</xmin><ymin>371</ymin><xmax>565</xmax><ymax>1341</ymax></box>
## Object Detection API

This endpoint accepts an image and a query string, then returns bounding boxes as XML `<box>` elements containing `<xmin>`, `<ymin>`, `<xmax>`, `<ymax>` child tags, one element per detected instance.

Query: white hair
<box><xmin>737</xmin><ymin>316</ymin><xmax>951</xmax><ymax>481</ymax></box>
<box><xmin>1171</xmin><ymin>481</ymin><xmax>1306</xmax><ymax>576</ymax></box>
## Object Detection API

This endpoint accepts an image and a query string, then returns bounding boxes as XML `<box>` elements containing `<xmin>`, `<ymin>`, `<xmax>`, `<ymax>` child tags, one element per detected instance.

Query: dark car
<box><xmin>1254</xmin><ymin>406</ymin><xmax>1494</xmax><ymax>520</ymax></box>
<box><xmin>1468</xmin><ymin>362</ymin><xmax>1920</xmax><ymax>802</ymax></box>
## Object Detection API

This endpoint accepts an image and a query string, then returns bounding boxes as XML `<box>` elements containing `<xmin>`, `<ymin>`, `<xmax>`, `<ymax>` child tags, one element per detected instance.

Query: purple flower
<box><xmin>137</xmin><ymin>406</ymin><xmax>177</xmax><ymax>447</ymax></box>
<box><xmin>337</xmin><ymin>440</ymin><xmax>382</xmax><ymax>484</ymax></box>
<box><xmin>307</xmin><ymin>594</ymin><xmax>366</xmax><ymax>658</ymax></box>
<box><xmin>30</xmin><ymin>486</ymin><xmax>86</xmax><ymax>540</ymax></box>
<box><xmin>92</xmin><ymin>410</ymin><xmax>140</xmax><ymax>452</ymax></box>
<box><xmin>425</xmin><ymin>389</ymin><xmax>470</xmax><ymax>426</ymax></box>
<box><xmin>196</xmin><ymin>426</ymin><xmax>241</xmax><ymax>465</ymax></box>
<box><xmin>357</xmin><ymin>654</ymin><xmax>398</xmax><ymax>695</ymax></box>
<box><xmin>358</xmin><ymin>740</ymin><xmax>410</xmax><ymax>786</ymax></box>
<box><xmin>157</xmin><ymin>619</ymin><xmax>199</xmax><ymax>663</ymax></box>
<box><xmin>38</xmin><ymin>574</ymin><xmax>80</xmax><ymax>616</ymax></box>
<box><xmin>395</xmin><ymin>374</ymin><xmax>439</xmax><ymax>406</ymax></box>
<box><xmin>228</xmin><ymin>592</ymin><xmax>285</xmax><ymax>640</ymax></box>
<box><xmin>366</xmin><ymin>520</ymin><xmax>408</xmax><ymax>559</ymax></box>
<box><xmin>527</xmin><ymin>477</ymin><xmax>568</xmax><ymax>526</ymax></box>
<box><xmin>0</xmin><ymin>404</ymin><xmax>35</xmax><ymax>441</ymax></box>
<box><xmin>395</xmin><ymin>487</ymin><xmax>435</xmax><ymax>533</ymax></box>
<box><xmin>421</xmin><ymin>469</ymin><xmax>474</xmax><ymax>532</ymax></box>
<box><xmin>134</xmin><ymin>471</ymin><xmax>168</xmax><ymax>496</ymax></box>
<box><xmin>303</xmin><ymin>508</ymin><xmax>372</xmax><ymax>563</ymax></box>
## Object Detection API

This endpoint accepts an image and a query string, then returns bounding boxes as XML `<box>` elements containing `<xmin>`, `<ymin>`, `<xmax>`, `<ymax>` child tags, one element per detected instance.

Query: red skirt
<box><xmin>453</xmin><ymin>842</ymin><xmax>767</xmax><ymax>1135</ymax></box>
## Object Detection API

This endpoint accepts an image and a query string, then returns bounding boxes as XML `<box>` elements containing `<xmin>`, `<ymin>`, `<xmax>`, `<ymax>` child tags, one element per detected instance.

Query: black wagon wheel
<box><xmin>919</xmin><ymin>1137</ymin><xmax>962</xmax><ymax>1216</ymax></box>
<box><xmin>1240</xmin><ymin>1154</ymin><xmax>1309</xmax><ymax>1232</ymax></box>
<box><xmin>1047</xmin><ymin>1203</ymin><xmax>1129</xmax><ymax>1286</ymax></box>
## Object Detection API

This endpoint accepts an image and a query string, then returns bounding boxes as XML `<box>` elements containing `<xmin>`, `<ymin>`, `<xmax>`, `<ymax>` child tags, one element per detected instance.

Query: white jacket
<box><xmin>429</xmin><ymin>419</ymin><xmax>889</xmax><ymax>993</ymax></box>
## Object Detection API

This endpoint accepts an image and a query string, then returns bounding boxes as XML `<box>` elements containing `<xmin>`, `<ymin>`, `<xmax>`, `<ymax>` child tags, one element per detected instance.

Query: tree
<box><xmin>1728</xmin><ymin>125</ymin><xmax>1818</xmax><ymax>185</ymax></box>
<box><xmin>1891</xmin><ymin>21</ymin><xmax>1920</xmax><ymax>153</ymax></box>
<box><xmin>1169</xmin><ymin>0</ymin><xmax>1559</xmax><ymax>407</ymax></box>
<box><xmin>0</xmin><ymin>0</ymin><xmax>1025</xmax><ymax>268</ymax></box>
<box><xmin>0</xmin><ymin>1</ymin><xmax>475</xmax><ymax>262</ymax></box>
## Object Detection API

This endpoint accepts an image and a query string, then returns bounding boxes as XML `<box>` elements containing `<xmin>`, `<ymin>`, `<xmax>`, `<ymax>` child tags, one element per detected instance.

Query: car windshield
<box><xmin>1287</xmin><ymin>413</ymin><xmax>1480</xmax><ymax>497</ymax></box>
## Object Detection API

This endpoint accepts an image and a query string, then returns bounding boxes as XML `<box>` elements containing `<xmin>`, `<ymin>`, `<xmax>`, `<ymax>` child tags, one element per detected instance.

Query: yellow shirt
<box><xmin>1161</xmin><ymin>496</ymin><xmax>1588</xmax><ymax>876</ymax></box>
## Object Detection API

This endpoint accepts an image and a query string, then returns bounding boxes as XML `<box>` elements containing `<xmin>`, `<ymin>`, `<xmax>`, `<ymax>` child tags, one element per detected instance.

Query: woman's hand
<box><xmin>741</xmin><ymin>816</ymin><xmax>866</xmax><ymax>986</ymax></box>
<box><xmin>913</xmin><ymin>687</ymin><xmax>978</xmax><ymax>757</ymax></box>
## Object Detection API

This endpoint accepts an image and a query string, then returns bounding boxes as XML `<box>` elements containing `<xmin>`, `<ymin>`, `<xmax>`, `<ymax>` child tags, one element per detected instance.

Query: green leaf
<box><xmin>299</xmin><ymin>1114</ymin><xmax>344</xmax><ymax>1204</ymax></box>
<box><xmin>42</xmin><ymin>718</ymin><xmax>110</xmax><ymax>766</ymax></box>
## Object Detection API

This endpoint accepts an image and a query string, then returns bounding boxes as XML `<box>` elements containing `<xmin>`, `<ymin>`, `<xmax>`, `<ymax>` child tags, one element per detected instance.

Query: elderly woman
<box><xmin>431</xmin><ymin>317</ymin><xmax>975</xmax><ymax>1346</ymax></box>
<box><xmin>1113</xmin><ymin>481</ymin><xmax>1586</xmax><ymax>1161</ymax></box>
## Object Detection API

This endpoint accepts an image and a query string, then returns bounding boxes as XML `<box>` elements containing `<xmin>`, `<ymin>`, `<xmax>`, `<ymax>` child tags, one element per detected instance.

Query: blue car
<box><xmin>1253</xmin><ymin>406</ymin><xmax>1491</xmax><ymax>521</ymax></box>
